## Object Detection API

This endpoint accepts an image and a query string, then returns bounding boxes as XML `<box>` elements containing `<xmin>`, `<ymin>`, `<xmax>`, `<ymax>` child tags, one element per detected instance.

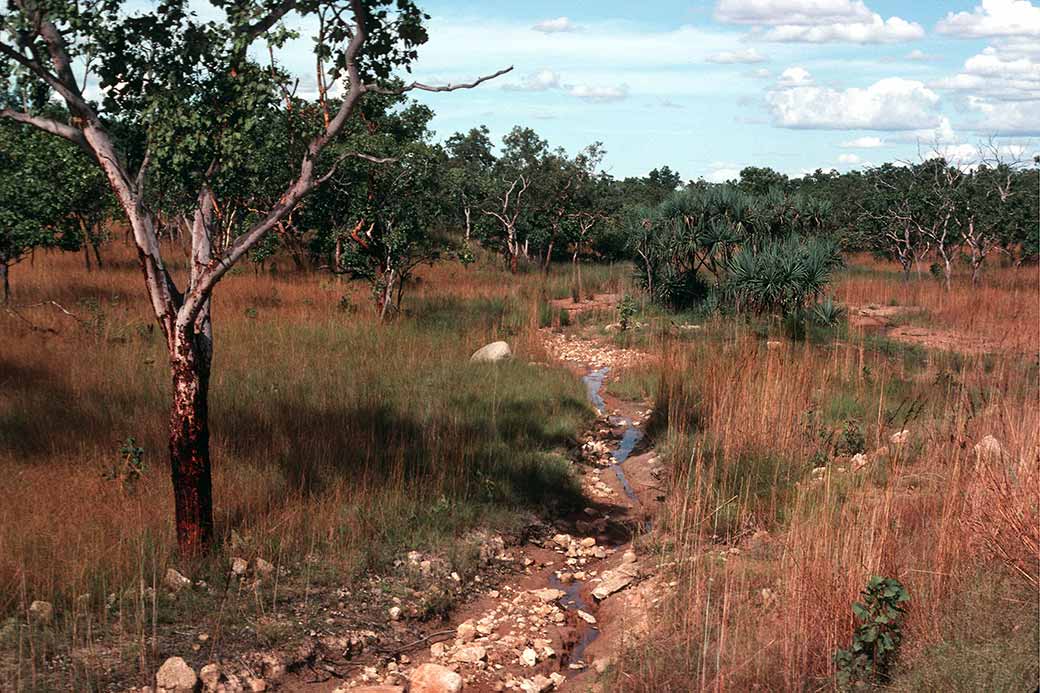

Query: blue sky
<box><xmin>362</xmin><ymin>0</ymin><xmax>1039</xmax><ymax>180</ymax></box>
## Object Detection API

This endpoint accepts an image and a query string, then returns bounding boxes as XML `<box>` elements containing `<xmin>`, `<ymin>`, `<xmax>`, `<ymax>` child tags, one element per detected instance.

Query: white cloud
<box><xmin>716</xmin><ymin>0</ymin><xmax>873</xmax><ymax>25</ymax></box>
<box><xmin>837</xmin><ymin>153</ymin><xmax>862</xmax><ymax>164</ymax></box>
<box><xmin>906</xmin><ymin>49</ymin><xmax>931</xmax><ymax>61</ymax></box>
<box><xmin>706</xmin><ymin>48</ymin><xmax>769</xmax><ymax>63</ymax></box>
<box><xmin>503</xmin><ymin>70</ymin><xmax>562</xmax><ymax>92</ymax></box>
<box><xmin>777</xmin><ymin>66</ymin><xmax>813</xmax><ymax>86</ymax></box>
<box><xmin>934</xmin><ymin>44</ymin><xmax>1040</xmax><ymax>101</ymax></box>
<box><xmin>965</xmin><ymin>96</ymin><xmax>1040</xmax><ymax>135</ymax></box>
<box><xmin>532</xmin><ymin>16</ymin><xmax>578</xmax><ymax>33</ymax></box>
<box><xmin>936</xmin><ymin>0</ymin><xmax>1040</xmax><ymax>38</ymax></box>
<box><xmin>715</xmin><ymin>0</ymin><xmax>923</xmax><ymax>43</ymax></box>
<box><xmin>890</xmin><ymin>116</ymin><xmax>958</xmax><ymax>144</ymax></box>
<box><xmin>751</xmin><ymin>67</ymin><xmax>772</xmax><ymax>78</ymax></box>
<box><xmin>568</xmin><ymin>83</ymin><xmax>630</xmax><ymax>102</ymax></box>
<box><xmin>704</xmin><ymin>161</ymin><xmax>742</xmax><ymax>182</ymax></box>
<box><xmin>767</xmin><ymin>72</ymin><xmax>942</xmax><ymax>130</ymax></box>
<box><xmin>762</xmin><ymin>15</ymin><xmax>924</xmax><ymax>43</ymax></box>
<box><xmin>841</xmin><ymin>136</ymin><xmax>885</xmax><ymax>148</ymax></box>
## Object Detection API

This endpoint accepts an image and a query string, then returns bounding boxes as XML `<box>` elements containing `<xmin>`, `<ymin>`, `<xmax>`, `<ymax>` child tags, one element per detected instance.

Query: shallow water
<box><xmin>558</xmin><ymin>367</ymin><xmax>646</xmax><ymax>671</ymax></box>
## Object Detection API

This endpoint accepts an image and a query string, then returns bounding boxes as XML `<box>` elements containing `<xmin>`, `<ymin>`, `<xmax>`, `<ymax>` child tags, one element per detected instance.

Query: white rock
<box><xmin>521</xmin><ymin>647</ymin><xmax>538</xmax><ymax>667</ymax></box>
<box><xmin>451</xmin><ymin>645</ymin><xmax>486</xmax><ymax>664</ymax></box>
<box><xmin>470</xmin><ymin>341</ymin><xmax>512</xmax><ymax>363</ymax></box>
<box><xmin>388</xmin><ymin>606</ymin><xmax>402</xmax><ymax>621</ymax></box>
<box><xmin>409</xmin><ymin>663</ymin><xmax>463</xmax><ymax>693</ymax></box>
<box><xmin>592</xmin><ymin>562</ymin><xmax>639</xmax><ymax>600</ymax></box>
<box><xmin>974</xmin><ymin>434</ymin><xmax>1004</xmax><ymax>463</ymax></box>
<box><xmin>576</xmin><ymin>609</ymin><xmax>597</xmax><ymax>624</ymax></box>
<box><xmin>850</xmin><ymin>453</ymin><xmax>870</xmax><ymax>472</ymax></box>
<box><xmin>28</xmin><ymin>600</ymin><xmax>53</xmax><ymax>624</ymax></box>
<box><xmin>530</xmin><ymin>588</ymin><xmax>565</xmax><ymax>603</ymax></box>
<box><xmin>199</xmin><ymin>663</ymin><xmax>222</xmax><ymax>692</ymax></box>
<box><xmin>456</xmin><ymin>622</ymin><xmax>476</xmax><ymax>642</ymax></box>
<box><xmin>890</xmin><ymin>429</ymin><xmax>910</xmax><ymax>445</ymax></box>
<box><xmin>155</xmin><ymin>657</ymin><xmax>197</xmax><ymax>693</ymax></box>
<box><xmin>230</xmin><ymin>557</ymin><xmax>248</xmax><ymax>576</ymax></box>
<box><xmin>163</xmin><ymin>568</ymin><xmax>192</xmax><ymax>593</ymax></box>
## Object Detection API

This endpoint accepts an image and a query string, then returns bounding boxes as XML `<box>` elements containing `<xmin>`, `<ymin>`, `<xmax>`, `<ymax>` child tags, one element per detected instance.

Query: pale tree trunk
<box><xmin>463</xmin><ymin>206</ymin><xmax>472</xmax><ymax>241</ymax></box>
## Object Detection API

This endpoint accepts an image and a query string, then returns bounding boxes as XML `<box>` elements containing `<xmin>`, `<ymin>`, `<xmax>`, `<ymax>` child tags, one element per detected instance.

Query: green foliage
<box><xmin>810</xmin><ymin>296</ymin><xmax>847</xmax><ymax>327</ymax></box>
<box><xmin>618</xmin><ymin>294</ymin><xmax>638</xmax><ymax>331</ymax></box>
<box><xmin>835</xmin><ymin>419</ymin><xmax>866</xmax><ymax>456</ymax></box>
<box><xmin>724</xmin><ymin>235</ymin><xmax>844</xmax><ymax>316</ymax></box>
<box><xmin>835</xmin><ymin>576</ymin><xmax>910</xmax><ymax>689</ymax></box>
<box><xmin>103</xmin><ymin>437</ymin><xmax>146</xmax><ymax>493</ymax></box>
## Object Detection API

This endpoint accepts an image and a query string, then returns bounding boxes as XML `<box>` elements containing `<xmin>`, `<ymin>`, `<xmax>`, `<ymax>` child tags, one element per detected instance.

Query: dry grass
<box><xmin>613</xmin><ymin>261</ymin><xmax>1040</xmax><ymax>691</ymax></box>
<box><xmin>0</xmin><ymin>244</ymin><xmax>622</xmax><ymax>688</ymax></box>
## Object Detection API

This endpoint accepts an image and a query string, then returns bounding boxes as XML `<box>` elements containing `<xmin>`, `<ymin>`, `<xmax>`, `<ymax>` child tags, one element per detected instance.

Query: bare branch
<box><xmin>365</xmin><ymin>66</ymin><xmax>513</xmax><ymax>95</ymax></box>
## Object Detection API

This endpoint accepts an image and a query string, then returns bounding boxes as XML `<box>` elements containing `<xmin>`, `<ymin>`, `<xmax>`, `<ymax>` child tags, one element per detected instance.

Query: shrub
<box><xmin>811</xmin><ymin>295</ymin><xmax>847</xmax><ymax>327</ymax></box>
<box><xmin>834</xmin><ymin>576</ymin><xmax>910</xmax><ymax>689</ymax></box>
<box><xmin>723</xmin><ymin>235</ymin><xmax>843</xmax><ymax>316</ymax></box>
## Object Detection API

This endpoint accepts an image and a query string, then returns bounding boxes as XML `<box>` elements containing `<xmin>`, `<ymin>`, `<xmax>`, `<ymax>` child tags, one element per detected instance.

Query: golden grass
<box><xmin>615</xmin><ymin>260</ymin><xmax>1040</xmax><ymax>690</ymax></box>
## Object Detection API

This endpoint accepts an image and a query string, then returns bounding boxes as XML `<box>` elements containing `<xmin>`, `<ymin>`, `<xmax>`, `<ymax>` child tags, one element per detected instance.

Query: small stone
<box><xmin>850</xmin><ymin>453</ymin><xmax>869</xmax><ymax>471</ymax></box>
<box><xmin>246</xmin><ymin>677</ymin><xmax>267</xmax><ymax>692</ymax></box>
<box><xmin>456</xmin><ymin>622</ymin><xmax>476</xmax><ymax>642</ymax></box>
<box><xmin>470</xmin><ymin>341</ymin><xmax>512</xmax><ymax>363</ymax></box>
<box><xmin>974</xmin><ymin>434</ymin><xmax>1003</xmax><ymax>463</ymax></box>
<box><xmin>451</xmin><ymin>645</ymin><xmax>486</xmax><ymax>664</ymax></box>
<box><xmin>521</xmin><ymin>648</ymin><xmax>538</xmax><ymax>667</ymax></box>
<box><xmin>593</xmin><ymin>656</ymin><xmax>613</xmax><ymax>674</ymax></box>
<box><xmin>199</xmin><ymin>663</ymin><xmax>221</xmax><ymax>692</ymax></box>
<box><xmin>353</xmin><ymin>687</ymin><xmax>405</xmax><ymax>693</ymax></box>
<box><xmin>163</xmin><ymin>568</ymin><xmax>191</xmax><ymax>593</ymax></box>
<box><xmin>530</xmin><ymin>588</ymin><xmax>565</xmax><ymax>603</ymax></box>
<box><xmin>155</xmin><ymin>656</ymin><xmax>197</xmax><ymax>693</ymax></box>
<box><xmin>576</xmin><ymin>610</ymin><xmax>597</xmax><ymax>624</ymax></box>
<box><xmin>230</xmin><ymin>557</ymin><xmax>248</xmax><ymax>576</ymax></box>
<box><xmin>388</xmin><ymin>606</ymin><xmax>402</xmax><ymax>621</ymax></box>
<box><xmin>28</xmin><ymin>600</ymin><xmax>53</xmax><ymax>624</ymax></box>
<box><xmin>890</xmin><ymin>429</ymin><xmax>910</xmax><ymax>445</ymax></box>
<box><xmin>410</xmin><ymin>663</ymin><xmax>463</xmax><ymax>693</ymax></box>
<box><xmin>430</xmin><ymin>642</ymin><xmax>446</xmax><ymax>658</ymax></box>
<box><xmin>579</xmin><ymin>537</ymin><xmax>597</xmax><ymax>548</ymax></box>
<box><xmin>621</xmin><ymin>550</ymin><xmax>637</xmax><ymax>564</ymax></box>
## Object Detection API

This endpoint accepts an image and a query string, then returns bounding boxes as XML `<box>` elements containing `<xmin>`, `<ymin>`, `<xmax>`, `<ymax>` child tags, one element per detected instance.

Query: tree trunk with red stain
<box><xmin>168</xmin><ymin>323</ymin><xmax>214</xmax><ymax>556</ymax></box>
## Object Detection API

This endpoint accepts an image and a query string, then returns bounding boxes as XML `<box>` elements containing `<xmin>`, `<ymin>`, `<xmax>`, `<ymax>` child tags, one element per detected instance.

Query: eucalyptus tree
<box><xmin>444</xmin><ymin>125</ymin><xmax>495</xmax><ymax>241</ymax></box>
<box><xmin>336</xmin><ymin>141</ymin><xmax>453</xmax><ymax>320</ymax></box>
<box><xmin>0</xmin><ymin>0</ymin><xmax>507</xmax><ymax>555</ymax></box>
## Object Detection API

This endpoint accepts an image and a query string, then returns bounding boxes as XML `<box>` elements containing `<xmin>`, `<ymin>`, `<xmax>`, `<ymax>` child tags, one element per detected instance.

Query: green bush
<box><xmin>835</xmin><ymin>575</ymin><xmax>910</xmax><ymax>689</ymax></box>
<box><xmin>723</xmin><ymin>235</ymin><xmax>843</xmax><ymax>317</ymax></box>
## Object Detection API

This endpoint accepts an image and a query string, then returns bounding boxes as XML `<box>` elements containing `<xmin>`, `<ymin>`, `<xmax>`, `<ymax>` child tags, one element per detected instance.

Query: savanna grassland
<box><xmin>607</xmin><ymin>257</ymin><xmax>1039</xmax><ymax>691</ymax></box>
<box><xmin>1</xmin><ymin>241</ymin><xmax>1037</xmax><ymax>693</ymax></box>
<box><xmin>0</xmin><ymin>243</ymin><xmax>628</xmax><ymax>690</ymax></box>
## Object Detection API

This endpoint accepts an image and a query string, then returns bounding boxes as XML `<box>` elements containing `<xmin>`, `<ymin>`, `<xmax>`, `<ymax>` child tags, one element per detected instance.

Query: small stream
<box><xmin>553</xmin><ymin>367</ymin><xmax>645</xmax><ymax>671</ymax></box>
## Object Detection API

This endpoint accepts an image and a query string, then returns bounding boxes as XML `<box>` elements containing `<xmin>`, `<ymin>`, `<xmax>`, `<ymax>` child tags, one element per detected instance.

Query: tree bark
<box><xmin>1</xmin><ymin>260</ymin><xmax>9</xmax><ymax>302</ymax></box>
<box><xmin>168</xmin><ymin>322</ymin><xmax>214</xmax><ymax>556</ymax></box>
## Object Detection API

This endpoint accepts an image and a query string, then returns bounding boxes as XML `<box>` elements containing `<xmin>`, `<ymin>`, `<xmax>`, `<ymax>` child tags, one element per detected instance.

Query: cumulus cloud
<box><xmin>935</xmin><ymin>44</ymin><xmax>1040</xmax><ymax>101</ymax></box>
<box><xmin>936</xmin><ymin>0</ymin><xmax>1040</xmax><ymax>38</ymax></box>
<box><xmin>965</xmin><ymin>96</ymin><xmax>1040</xmax><ymax>135</ymax></box>
<box><xmin>704</xmin><ymin>162</ymin><xmax>743</xmax><ymax>183</ymax></box>
<box><xmin>777</xmin><ymin>66</ymin><xmax>813</xmax><ymax>86</ymax></box>
<box><xmin>706</xmin><ymin>48</ymin><xmax>769</xmax><ymax>63</ymax></box>
<box><xmin>568</xmin><ymin>83</ymin><xmax>630</xmax><ymax>102</ymax></box>
<box><xmin>767</xmin><ymin>70</ymin><xmax>942</xmax><ymax>130</ymax></box>
<box><xmin>890</xmin><ymin>116</ymin><xmax>958</xmax><ymax>144</ymax></box>
<box><xmin>532</xmin><ymin>16</ymin><xmax>578</xmax><ymax>33</ymax></box>
<box><xmin>837</xmin><ymin>153</ymin><xmax>863</xmax><ymax>164</ymax></box>
<box><xmin>502</xmin><ymin>70</ymin><xmax>629</xmax><ymax>103</ymax></box>
<box><xmin>841</xmin><ymin>136</ymin><xmax>885</xmax><ymax>148</ymax></box>
<box><xmin>503</xmin><ymin>70</ymin><xmax>562</xmax><ymax>92</ymax></box>
<box><xmin>715</xmin><ymin>0</ymin><xmax>923</xmax><ymax>43</ymax></box>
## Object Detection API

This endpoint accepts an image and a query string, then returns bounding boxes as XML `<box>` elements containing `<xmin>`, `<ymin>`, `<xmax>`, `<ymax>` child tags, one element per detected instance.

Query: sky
<box><xmin>346</xmin><ymin>0</ymin><xmax>1040</xmax><ymax>181</ymax></box>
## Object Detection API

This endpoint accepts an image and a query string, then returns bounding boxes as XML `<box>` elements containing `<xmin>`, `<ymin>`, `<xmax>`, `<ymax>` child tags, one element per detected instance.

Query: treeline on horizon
<box><xmin>3</xmin><ymin>92</ymin><xmax>1038</xmax><ymax>313</ymax></box>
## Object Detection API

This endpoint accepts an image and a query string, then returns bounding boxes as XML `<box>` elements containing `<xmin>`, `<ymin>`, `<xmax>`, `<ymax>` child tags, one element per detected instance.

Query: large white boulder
<box><xmin>155</xmin><ymin>657</ymin><xmax>197</xmax><ymax>693</ymax></box>
<box><xmin>470</xmin><ymin>341</ymin><xmax>512</xmax><ymax>363</ymax></box>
